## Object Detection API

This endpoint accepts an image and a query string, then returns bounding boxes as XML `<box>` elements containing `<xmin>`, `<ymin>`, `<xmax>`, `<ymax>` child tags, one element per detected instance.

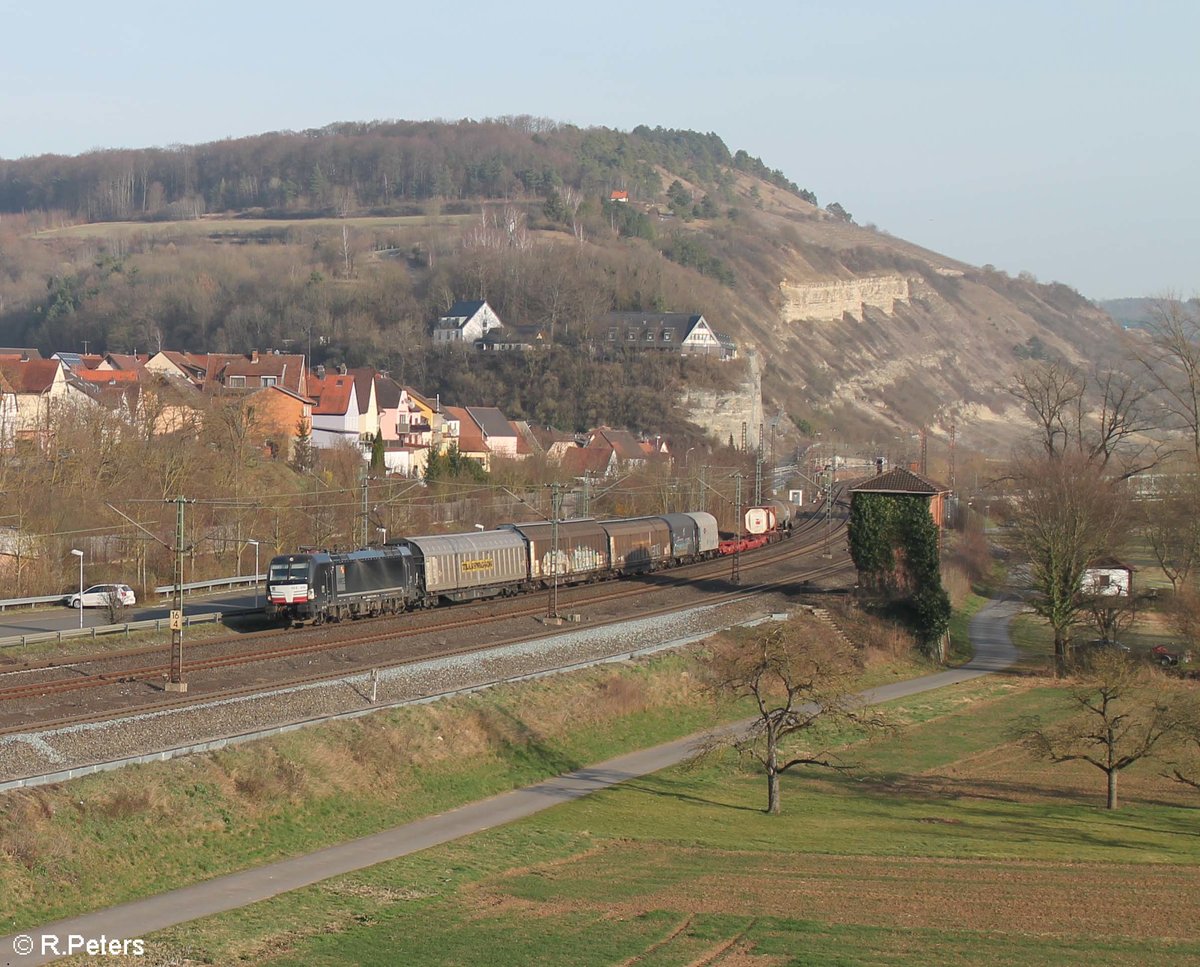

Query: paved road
<box><xmin>0</xmin><ymin>590</ymin><xmax>260</xmax><ymax>640</ymax></box>
<box><xmin>0</xmin><ymin>597</ymin><xmax>1021</xmax><ymax>966</ymax></box>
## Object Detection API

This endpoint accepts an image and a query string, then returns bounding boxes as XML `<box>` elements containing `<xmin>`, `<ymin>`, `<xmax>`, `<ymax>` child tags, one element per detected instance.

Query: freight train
<box><xmin>265</xmin><ymin>504</ymin><xmax>797</xmax><ymax>625</ymax></box>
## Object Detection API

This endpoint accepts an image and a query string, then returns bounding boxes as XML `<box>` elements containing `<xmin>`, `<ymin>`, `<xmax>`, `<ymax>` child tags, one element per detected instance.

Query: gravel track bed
<box><xmin>0</xmin><ymin>592</ymin><xmax>791</xmax><ymax>784</ymax></box>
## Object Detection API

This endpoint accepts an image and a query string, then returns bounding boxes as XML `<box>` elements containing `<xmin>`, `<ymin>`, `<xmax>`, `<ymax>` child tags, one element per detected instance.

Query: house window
<box><xmin>663</xmin><ymin>328</ymin><xmax>675</xmax><ymax>341</ymax></box>
<box><xmin>227</xmin><ymin>375</ymin><xmax>245</xmax><ymax>388</ymax></box>
<box><xmin>260</xmin><ymin>376</ymin><xmax>277</xmax><ymax>387</ymax></box>
<box><xmin>626</xmin><ymin>331</ymin><xmax>638</xmax><ymax>342</ymax></box>
<box><xmin>645</xmin><ymin>331</ymin><xmax>655</xmax><ymax>342</ymax></box>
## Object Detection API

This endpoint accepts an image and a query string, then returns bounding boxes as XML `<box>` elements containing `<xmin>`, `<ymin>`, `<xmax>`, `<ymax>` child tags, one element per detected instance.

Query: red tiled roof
<box><xmin>310</xmin><ymin>375</ymin><xmax>356</xmax><ymax>416</ymax></box>
<box><xmin>850</xmin><ymin>467</ymin><xmax>949</xmax><ymax>495</ymax></box>
<box><xmin>561</xmin><ymin>447</ymin><xmax>614</xmax><ymax>475</ymax></box>
<box><xmin>589</xmin><ymin>426</ymin><xmax>645</xmax><ymax>461</ymax></box>
<box><xmin>0</xmin><ymin>359</ymin><xmax>60</xmax><ymax>393</ymax></box>
<box><xmin>509</xmin><ymin>421</ymin><xmax>534</xmax><ymax>456</ymax></box>
<box><xmin>75</xmin><ymin>369</ymin><xmax>140</xmax><ymax>385</ymax></box>
<box><xmin>102</xmin><ymin>353</ymin><xmax>151</xmax><ymax>371</ymax></box>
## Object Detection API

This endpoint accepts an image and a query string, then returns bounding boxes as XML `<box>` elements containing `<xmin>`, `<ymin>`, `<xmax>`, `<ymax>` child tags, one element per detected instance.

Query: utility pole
<box><xmin>548</xmin><ymin>482</ymin><xmax>562</xmax><ymax>621</ymax></box>
<box><xmin>754</xmin><ymin>446</ymin><xmax>763</xmax><ymax>506</ymax></box>
<box><xmin>948</xmin><ymin>420</ymin><xmax>957</xmax><ymax>490</ymax></box>
<box><xmin>580</xmin><ymin>471</ymin><xmax>591</xmax><ymax>517</ymax></box>
<box><xmin>165</xmin><ymin>496</ymin><xmax>194</xmax><ymax>692</ymax></box>
<box><xmin>361</xmin><ymin>470</ymin><xmax>370</xmax><ymax>547</ymax></box>
<box><xmin>823</xmin><ymin>465</ymin><xmax>834</xmax><ymax>559</ymax></box>
<box><xmin>732</xmin><ymin>472</ymin><xmax>744</xmax><ymax>585</ymax></box>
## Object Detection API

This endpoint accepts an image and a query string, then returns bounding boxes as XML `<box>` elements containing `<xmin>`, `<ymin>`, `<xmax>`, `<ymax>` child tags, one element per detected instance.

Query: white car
<box><xmin>65</xmin><ymin>584</ymin><xmax>137</xmax><ymax>609</ymax></box>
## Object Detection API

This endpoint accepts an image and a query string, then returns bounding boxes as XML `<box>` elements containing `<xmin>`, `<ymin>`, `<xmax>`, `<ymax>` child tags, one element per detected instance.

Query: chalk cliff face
<box><xmin>679</xmin><ymin>350</ymin><xmax>764</xmax><ymax>449</ymax></box>
<box><xmin>780</xmin><ymin>275</ymin><xmax>916</xmax><ymax>323</ymax></box>
<box><xmin>709</xmin><ymin>179</ymin><xmax>1128</xmax><ymax>452</ymax></box>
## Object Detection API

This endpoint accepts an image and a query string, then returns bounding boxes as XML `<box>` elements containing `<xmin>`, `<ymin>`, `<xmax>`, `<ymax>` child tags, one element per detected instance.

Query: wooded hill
<box><xmin>0</xmin><ymin>117</ymin><xmax>1128</xmax><ymax>452</ymax></box>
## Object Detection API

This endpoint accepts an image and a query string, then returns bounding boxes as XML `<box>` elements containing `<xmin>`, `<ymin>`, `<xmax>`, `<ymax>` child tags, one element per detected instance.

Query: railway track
<box><xmin>0</xmin><ymin>515</ymin><xmax>849</xmax><ymax>722</ymax></box>
<box><xmin>0</xmin><ymin>555</ymin><xmax>854</xmax><ymax>740</ymax></box>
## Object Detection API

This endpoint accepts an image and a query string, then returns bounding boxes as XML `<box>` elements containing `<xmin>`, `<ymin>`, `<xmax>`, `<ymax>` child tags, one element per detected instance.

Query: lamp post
<box><xmin>70</xmin><ymin>549</ymin><xmax>84</xmax><ymax>629</ymax></box>
<box><xmin>246</xmin><ymin>540</ymin><xmax>260</xmax><ymax>610</ymax></box>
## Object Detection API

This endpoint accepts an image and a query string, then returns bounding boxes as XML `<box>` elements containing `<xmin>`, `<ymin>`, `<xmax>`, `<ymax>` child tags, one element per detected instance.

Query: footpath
<box><xmin>0</xmin><ymin>597</ymin><xmax>1022</xmax><ymax>966</ymax></box>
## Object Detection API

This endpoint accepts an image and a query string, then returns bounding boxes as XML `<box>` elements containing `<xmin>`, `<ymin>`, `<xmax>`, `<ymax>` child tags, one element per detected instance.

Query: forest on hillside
<box><xmin>0</xmin><ymin>119</ymin><xmax>802</xmax><ymax>439</ymax></box>
<box><xmin>0</xmin><ymin>119</ymin><xmax>813</xmax><ymax>221</ymax></box>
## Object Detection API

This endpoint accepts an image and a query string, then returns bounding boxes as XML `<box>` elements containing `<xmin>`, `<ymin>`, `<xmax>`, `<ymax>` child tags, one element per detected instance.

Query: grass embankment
<box><xmin>139</xmin><ymin>676</ymin><xmax>1200</xmax><ymax>967</ymax></box>
<box><xmin>3</xmin><ymin>635</ymin><xmax>929</xmax><ymax>933</ymax></box>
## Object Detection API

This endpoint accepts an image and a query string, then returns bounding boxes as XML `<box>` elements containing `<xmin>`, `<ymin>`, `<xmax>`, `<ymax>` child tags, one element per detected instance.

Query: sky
<box><xmin>1</xmin><ymin>0</ymin><xmax>1196</xmax><ymax>301</ymax></box>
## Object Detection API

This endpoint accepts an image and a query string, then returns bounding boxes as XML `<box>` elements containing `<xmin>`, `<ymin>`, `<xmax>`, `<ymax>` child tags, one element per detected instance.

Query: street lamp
<box><xmin>245</xmin><ymin>540</ymin><xmax>260</xmax><ymax>610</ymax></box>
<box><xmin>70</xmin><ymin>549</ymin><xmax>84</xmax><ymax>629</ymax></box>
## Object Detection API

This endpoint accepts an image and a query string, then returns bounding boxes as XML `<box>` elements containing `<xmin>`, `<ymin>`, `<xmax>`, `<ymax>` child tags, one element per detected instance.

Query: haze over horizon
<box><xmin>2</xmin><ymin>0</ymin><xmax>1195</xmax><ymax>302</ymax></box>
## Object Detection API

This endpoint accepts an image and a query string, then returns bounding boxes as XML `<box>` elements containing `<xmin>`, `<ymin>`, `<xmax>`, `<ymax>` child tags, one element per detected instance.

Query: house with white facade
<box><xmin>308</xmin><ymin>372</ymin><xmax>361</xmax><ymax>449</ymax></box>
<box><xmin>599</xmin><ymin>312</ymin><xmax>737</xmax><ymax>360</ymax></box>
<box><xmin>433</xmin><ymin>300</ymin><xmax>504</xmax><ymax>346</ymax></box>
<box><xmin>1081</xmin><ymin>556</ymin><xmax>1134</xmax><ymax>597</ymax></box>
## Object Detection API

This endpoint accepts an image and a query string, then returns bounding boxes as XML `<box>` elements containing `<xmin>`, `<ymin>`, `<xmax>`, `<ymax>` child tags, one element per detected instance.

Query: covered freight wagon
<box><xmin>500</xmin><ymin>519</ymin><xmax>610</xmax><ymax>583</ymax></box>
<box><xmin>398</xmin><ymin>529</ymin><xmax>529</xmax><ymax>601</ymax></box>
<box><xmin>599</xmin><ymin>516</ymin><xmax>670</xmax><ymax>573</ymax></box>
<box><xmin>683</xmin><ymin>511</ymin><xmax>720</xmax><ymax>556</ymax></box>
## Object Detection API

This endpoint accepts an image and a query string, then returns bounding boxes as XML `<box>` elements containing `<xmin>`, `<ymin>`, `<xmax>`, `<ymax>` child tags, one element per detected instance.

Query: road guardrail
<box><xmin>153</xmin><ymin>574</ymin><xmax>265</xmax><ymax>597</ymax></box>
<box><xmin>0</xmin><ymin>594</ymin><xmax>73</xmax><ymax>612</ymax></box>
<box><xmin>0</xmin><ymin>612</ymin><xmax>225</xmax><ymax>650</ymax></box>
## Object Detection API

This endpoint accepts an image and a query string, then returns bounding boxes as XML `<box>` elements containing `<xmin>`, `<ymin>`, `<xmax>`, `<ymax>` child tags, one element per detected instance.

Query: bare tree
<box><xmin>1137</xmin><ymin>298</ymin><xmax>1200</xmax><ymax>467</ymax></box>
<box><xmin>1012</xmin><ymin>362</ymin><xmax>1159</xmax><ymax>478</ymax></box>
<box><xmin>1012</xmin><ymin>362</ymin><xmax>1084</xmax><ymax>459</ymax></box>
<box><xmin>1140</xmin><ymin>474</ymin><xmax>1200</xmax><ymax>592</ymax></box>
<box><xmin>1080</xmin><ymin>587</ymin><xmax>1150</xmax><ymax>645</ymax></box>
<box><xmin>1163</xmin><ymin>698</ymin><xmax>1200</xmax><ymax>791</ymax></box>
<box><xmin>1009</xmin><ymin>451</ymin><xmax>1132</xmax><ymax>674</ymax></box>
<box><xmin>698</xmin><ymin>612</ymin><xmax>886</xmax><ymax>815</ymax></box>
<box><xmin>1022</xmin><ymin>652</ymin><xmax>1182</xmax><ymax>809</ymax></box>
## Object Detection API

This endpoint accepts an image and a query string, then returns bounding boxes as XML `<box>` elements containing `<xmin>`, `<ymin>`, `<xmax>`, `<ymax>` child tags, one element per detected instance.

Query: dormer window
<box><xmin>663</xmin><ymin>328</ymin><xmax>675</xmax><ymax>341</ymax></box>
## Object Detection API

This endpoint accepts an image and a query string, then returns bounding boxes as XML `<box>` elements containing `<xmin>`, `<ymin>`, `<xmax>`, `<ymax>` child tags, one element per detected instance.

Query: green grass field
<box><xmin>132</xmin><ymin>677</ymin><xmax>1200</xmax><ymax>967</ymax></box>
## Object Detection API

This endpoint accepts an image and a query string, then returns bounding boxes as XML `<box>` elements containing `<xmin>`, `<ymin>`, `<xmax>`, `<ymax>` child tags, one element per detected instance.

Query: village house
<box><xmin>0</xmin><ymin>357</ymin><xmax>95</xmax><ymax>447</ymax></box>
<box><xmin>1081</xmin><ymin>556</ymin><xmax>1134</xmax><ymax>597</ymax></box>
<box><xmin>242</xmin><ymin>384</ymin><xmax>314</xmax><ymax>461</ymax></box>
<box><xmin>307</xmin><ymin>370</ymin><xmax>360</xmax><ymax>450</ymax></box>
<box><xmin>432</xmin><ymin>300</ymin><xmax>504</xmax><ymax>346</ymax></box>
<box><xmin>465</xmin><ymin>406</ymin><xmax>520</xmax><ymax>458</ymax></box>
<box><xmin>849</xmin><ymin>466</ymin><xmax>952</xmax><ymax>530</ymax></box>
<box><xmin>347</xmin><ymin>368</ymin><xmax>380</xmax><ymax>440</ymax></box>
<box><xmin>599</xmin><ymin>312</ymin><xmax>737</xmax><ymax>360</ymax></box>
<box><xmin>442</xmin><ymin>405</ymin><xmax>491</xmax><ymax>471</ymax></box>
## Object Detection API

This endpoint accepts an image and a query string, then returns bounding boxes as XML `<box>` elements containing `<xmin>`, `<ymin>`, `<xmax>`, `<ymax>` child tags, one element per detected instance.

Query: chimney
<box><xmin>316</xmin><ymin>364</ymin><xmax>326</xmax><ymax>380</ymax></box>
<box><xmin>251</xmin><ymin>350</ymin><xmax>260</xmax><ymax>364</ymax></box>
<box><xmin>337</xmin><ymin>363</ymin><xmax>348</xmax><ymax>376</ymax></box>
<box><xmin>876</xmin><ymin>458</ymin><xmax>884</xmax><ymax>476</ymax></box>
<box><xmin>909</xmin><ymin>462</ymin><xmax>920</xmax><ymax>473</ymax></box>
